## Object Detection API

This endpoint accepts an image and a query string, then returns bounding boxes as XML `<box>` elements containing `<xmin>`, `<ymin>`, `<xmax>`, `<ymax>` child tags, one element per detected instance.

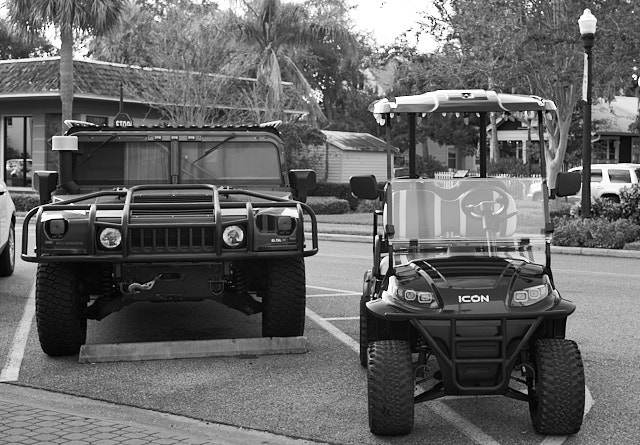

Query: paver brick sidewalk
<box><xmin>0</xmin><ymin>384</ymin><xmax>319</xmax><ymax>445</ymax></box>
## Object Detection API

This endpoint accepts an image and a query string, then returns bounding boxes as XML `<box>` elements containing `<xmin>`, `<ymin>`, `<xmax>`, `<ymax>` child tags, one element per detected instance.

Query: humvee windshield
<box><xmin>387</xmin><ymin>177</ymin><xmax>548</xmax><ymax>265</ymax></box>
<box><xmin>73</xmin><ymin>136</ymin><xmax>283</xmax><ymax>187</ymax></box>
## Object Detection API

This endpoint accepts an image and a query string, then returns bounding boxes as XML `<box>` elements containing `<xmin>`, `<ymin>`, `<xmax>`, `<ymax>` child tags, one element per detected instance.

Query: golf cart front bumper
<box><xmin>367</xmin><ymin>298</ymin><xmax>575</xmax><ymax>399</ymax></box>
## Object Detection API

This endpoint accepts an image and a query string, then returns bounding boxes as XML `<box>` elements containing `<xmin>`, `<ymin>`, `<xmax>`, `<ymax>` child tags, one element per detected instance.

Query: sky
<box><xmin>349</xmin><ymin>0</ymin><xmax>436</xmax><ymax>52</ymax></box>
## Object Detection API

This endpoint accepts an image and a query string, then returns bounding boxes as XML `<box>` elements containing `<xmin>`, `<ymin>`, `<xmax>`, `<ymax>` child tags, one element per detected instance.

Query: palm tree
<box><xmin>7</xmin><ymin>0</ymin><xmax>126</xmax><ymax>130</ymax></box>
<box><xmin>233</xmin><ymin>0</ymin><xmax>357</xmax><ymax>124</ymax></box>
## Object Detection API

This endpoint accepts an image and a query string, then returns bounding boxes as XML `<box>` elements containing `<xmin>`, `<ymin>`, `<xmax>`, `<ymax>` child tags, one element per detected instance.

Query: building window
<box><xmin>448</xmin><ymin>151</ymin><xmax>456</xmax><ymax>169</ymax></box>
<box><xmin>86</xmin><ymin>115</ymin><xmax>109</xmax><ymax>126</ymax></box>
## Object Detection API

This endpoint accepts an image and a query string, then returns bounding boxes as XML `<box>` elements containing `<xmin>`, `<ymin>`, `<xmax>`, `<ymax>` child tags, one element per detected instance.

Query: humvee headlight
<box><xmin>222</xmin><ymin>225</ymin><xmax>245</xmax><ymax>248</ymax></box>
<box><xmin>277</xmin><ymin>216</ymin><xmax>294</xmax><ymax>235</ymax></box>
<box><xmin>46</xmin><ymin>219</ymin><xmax>68</xmax><ymax>238</ymax></box>
<box><xmin>98</xmin><ymin>228</ymin><xmax>122</xmax><ymax>249</ymax></box>
<box><xmin>511</xmin><ymin>276</ymin><xmax>552</xmax><ymax>307</ymax></box>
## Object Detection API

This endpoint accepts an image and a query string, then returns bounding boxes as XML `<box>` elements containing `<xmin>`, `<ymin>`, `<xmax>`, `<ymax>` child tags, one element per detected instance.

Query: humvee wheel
<box><xmin>528</xmin><ymin>339</ymin><xmax>585</xmax><ymax>435</ymax></box>
<box><xmin>36</xmin><ymin>263</ymin><xmax>87</xmax><ymax>356</ymax></box>
<box><xmin>368</xmin><ymin>340</ymin><xmax>414</xmax><ymax>435</ymax></box>
<box><xmin>262</xmin><ymin>257</ymin><xmax>305</xmax><ymax>337</ymax></box>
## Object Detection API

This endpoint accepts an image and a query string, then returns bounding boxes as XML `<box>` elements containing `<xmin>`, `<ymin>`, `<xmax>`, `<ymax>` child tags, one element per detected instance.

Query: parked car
<box><xmin>22</xmin><ymin>121</ymin><xmax>318</xmax><ymax>356</ymax></box>
<box><xmin>0</xmin><ymin>179</ymin><xmax>16</xmax><ymax>276</ymax></box>
<box><xmin>5</xmin><ymin>158</ymin><xmax>33</xmax><ymax>187</ymax></box>
<box><xmin>569</xmin><ymin>163</ymin><xmax>640</xmax><ymax>203</ymax></box>
<box><xmin>527</xmin><ymin>163</ymin><xmax>640</xmax><ymax>202</ymax></box>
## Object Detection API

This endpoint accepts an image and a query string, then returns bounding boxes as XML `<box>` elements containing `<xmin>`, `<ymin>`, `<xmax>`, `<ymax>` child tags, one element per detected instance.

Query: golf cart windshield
<box><xmin>387</xmin><ymin>177</ymin><xmax>548</xmax><ymax>264</ymax></box>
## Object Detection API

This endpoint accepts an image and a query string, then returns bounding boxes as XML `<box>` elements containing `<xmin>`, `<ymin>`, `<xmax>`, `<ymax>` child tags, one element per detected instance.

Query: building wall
<box><xmin>311</xmin><ymin>143</ymin><xmax>390</xmax><ymax>183</ymax></box>
<box><xmin>334</xmin><ymin>150</ymin><xmax>388</xmax><ymax>182</ymax></box>
<box><xmin>1</xmin><ymin>96</ymin><xmax>165</xmax><ymax>184</ymax></box>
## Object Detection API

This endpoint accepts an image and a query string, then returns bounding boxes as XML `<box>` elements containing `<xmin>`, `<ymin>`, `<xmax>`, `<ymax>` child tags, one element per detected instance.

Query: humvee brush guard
<box><xmin>22</xmin><ymin>122</ymin><xmax>318</xmax><ymax>356</ymax></box>
<box><xmin>351</xmin><ymin>90</ymin><xmax>585</xmax><ymax>436</ymax></box>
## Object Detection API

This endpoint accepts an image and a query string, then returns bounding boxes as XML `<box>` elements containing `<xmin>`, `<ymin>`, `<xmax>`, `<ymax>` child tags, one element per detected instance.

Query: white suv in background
<box><xmin>569</xmin><ymin>163</ymin><xmax>640</xmax><ymax>203</ymax></box>
<box><xmin>527</xmin><ymin>163</ymin><xmax>640</xmax><ymax>202</ymax></box>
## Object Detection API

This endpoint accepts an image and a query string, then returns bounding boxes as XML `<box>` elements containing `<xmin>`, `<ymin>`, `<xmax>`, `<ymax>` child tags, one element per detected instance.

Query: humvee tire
<box><xmin>368</xmin><ymin>340</ymin><xmax>414</xmax><ymax>435</ymax></box>
<box><xmin>262</xmin><ymin>257</ymin><xmax>305</xmax><ymax>337</ymax></box>
<box><xmin>36</xmin><ymin>263</ymin><xmax>87</xmax><ymax>356</ymax></box>
<box><xmin>529</xmin><ymin>339</ymin><xmax>585</xmax><ymax>435</ymax></box>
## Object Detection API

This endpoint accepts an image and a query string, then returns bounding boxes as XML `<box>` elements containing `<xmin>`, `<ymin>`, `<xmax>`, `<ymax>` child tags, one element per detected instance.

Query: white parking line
<box><xmin>306</xmin><ymin>285</ymin><xmax>595</xmax><ymax>445</ymax></box>
<box><xmin>1</xmin><ymin>281</ymin><xmax>35</xmax><ymax>382</ymax></box>
<box><xmin>323</xmin><ymin>317</ymin><xmax>358</xmax><ymax>321</ymax></box>
<box><xmin>307</xmin><ymin>285</ymin><xmax>360</xmax><ymax>295</ymax></box>
<box><xmin>306</xmin><ymin>308</ymin><xmax>359</xmax><ymax>353</ymax></box>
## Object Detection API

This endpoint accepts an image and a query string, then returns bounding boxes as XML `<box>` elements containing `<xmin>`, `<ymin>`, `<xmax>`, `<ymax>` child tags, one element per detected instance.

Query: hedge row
<box><xmin>306</xmin><ymin>196</ymin><xmax>350</xmax><ymax>214</ymax></box>
<box><xmin>309</xmin><ymin>181</ymin><xmax>385</xmax><ymax>211</ymax></box>
<box><xmin>553</xmin><ymin>216</ymin><xmax>640</xmax><ymax>249</ymax></box>
<box><xmin>11</xmin><ymin>193</ymin><xmax>40</xmax><ymax>212</ymax></box>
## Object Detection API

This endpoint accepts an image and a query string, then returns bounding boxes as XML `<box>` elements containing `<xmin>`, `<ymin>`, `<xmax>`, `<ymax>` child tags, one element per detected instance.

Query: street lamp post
<box><xmin>579</xmin><ymin>8</ymin><xmax>597</xmax><ymax>218</ymax></box>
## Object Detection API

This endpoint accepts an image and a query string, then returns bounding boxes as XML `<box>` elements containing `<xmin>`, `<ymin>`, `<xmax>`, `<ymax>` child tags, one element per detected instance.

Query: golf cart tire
<box><xmin>529</xmin><ymin>338</ymin><xmax>585</xmax><ymax>435</ymax></box>
<box><xmin>359</xmin><ymin>293</ymin><xmax>369</xmax><ymax>367</ymax></box>
<box><xmin>35</xmin><ymin>263</ymin><xmax>87</xmax><ymax>356</ymax></box>
<box><xmin>0</xmin><ymin>222</ymin><xmax>15</xmax><ymax>276</ymax></box>
<box><xmin>367</xmin><ymin>340</ymin><xmax>414</xmax><ymax>435</ymax></box>
<box><xmin>262</xmin><ymin>257</ymin><xmax>306</xmax><ymax>337</ymax></box>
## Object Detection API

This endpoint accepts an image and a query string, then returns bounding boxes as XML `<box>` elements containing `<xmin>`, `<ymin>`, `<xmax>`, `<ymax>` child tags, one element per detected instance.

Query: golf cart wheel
<box><xmin>262</xmin><ymin>257</ymin><xmax>306</xmax><ymax>337</ymax></box>
<box><xmin>0</xmin><ymin>222</ymin><xmax>15</xmax><ymax>276</ymax></box>
<box><xmin>529</xmin><ymin>339</ymin><xmax>585</xmax><ymax>435</ymax></box>
<box><xmin>36</xmin><ymin>263</ymin><xmax>87</xmax><ymax>356</ymax></box>
<box><xmin>368</xmin><ymin>340</ymin><xmax>414</xmax><ymax>435</ymax></box>
<box><xmin>359</xmin><ymin>293</ymin><xmax>369</xmax><ymax>367</ymax></box>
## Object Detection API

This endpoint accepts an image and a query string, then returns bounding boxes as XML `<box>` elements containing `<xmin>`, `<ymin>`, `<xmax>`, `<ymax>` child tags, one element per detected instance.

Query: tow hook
<box><xmin>121</xmin><ymin>274</ymin><xmax>162</xmax><ymax>295</ymax></box>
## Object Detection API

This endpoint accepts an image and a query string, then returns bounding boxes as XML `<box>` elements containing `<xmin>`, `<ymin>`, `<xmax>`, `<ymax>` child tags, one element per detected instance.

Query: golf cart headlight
<box><xmin>222</xmin><ymin>225</ymin><xmax>245</xmax><ymax>248</ymax></box>
<box><xmin>98</xmin><ymin>228</ymin><xmax>122</xmax><ymax>249</ymax></box>
<box><xmin>382</xmin><ymin>276</ymin><xmax>439</xmax><ymax>308</ymax></box>
<box><xmin>511</xmin><ymin>276</ymin><xmax>552</xmax><ymax>307</ymax></box>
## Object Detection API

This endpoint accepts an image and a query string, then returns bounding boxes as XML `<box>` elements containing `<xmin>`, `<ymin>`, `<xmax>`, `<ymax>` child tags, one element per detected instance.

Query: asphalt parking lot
<box><xmin>2</xmin><ymin>228</ymin><xmax>640</xmax><ymax>444</ymax></box>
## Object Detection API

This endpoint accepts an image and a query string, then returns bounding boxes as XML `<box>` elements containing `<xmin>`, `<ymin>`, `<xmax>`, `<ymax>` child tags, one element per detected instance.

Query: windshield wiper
<box><xmin>193</xmin><ymin>135</ymin><xmax>236</xmax><ymax>163</ymax></box>
<box><xmin>79</xmin><ymin>135</ymin><xmax>116</xmax><ymax>167</ymax></box>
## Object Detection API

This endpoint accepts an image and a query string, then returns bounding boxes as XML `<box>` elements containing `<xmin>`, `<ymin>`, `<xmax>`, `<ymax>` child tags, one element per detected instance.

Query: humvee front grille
<box><xmin>129</xmin><ymin>226</ymin><xmax>215</xmax><ymax>253</ymax></box>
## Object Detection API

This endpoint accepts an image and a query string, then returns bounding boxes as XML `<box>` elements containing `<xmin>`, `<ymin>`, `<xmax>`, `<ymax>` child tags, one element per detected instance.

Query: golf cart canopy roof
<box><xmin>371</xmin><ymin>89</ymin><xmax>557</xmax><ymax>116</ymax></box>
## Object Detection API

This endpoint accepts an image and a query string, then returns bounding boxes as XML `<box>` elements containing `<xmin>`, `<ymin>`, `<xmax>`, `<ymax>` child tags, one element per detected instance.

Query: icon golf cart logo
<box><xmin>458</xmin><ymin>294</ymin><xmax>490</xmax><ymax>303</ymax></box>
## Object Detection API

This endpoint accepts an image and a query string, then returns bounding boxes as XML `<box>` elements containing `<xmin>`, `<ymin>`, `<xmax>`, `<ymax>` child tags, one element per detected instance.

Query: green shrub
<box><xmin>356</xmin><ymin>199</ymin><xmax>382</xmax><ymax>213</ymax></box>
<box><xmin>11</xmin><ymin>193</ymin><xmax>40</xmax><ymax>212</ymax></box>
<box><xmin>309</xmin><ymin>181</ymin><xmax>385</xmax><ymax>211</ymax></box>
<box><xmin>309</xmin><ymin>182</ymin><xmax>358</xmax><ymax>210</ymax></box>
<box><xmin>306</xmin><ymin>196</ymin><xmax>350</xmax><ymax>214</ymax></box>
<box><xmin>553</xmin><ymin>216</ymin><xmax>640</xmax><ymax>249</ymax></box>
<box><xmin>618</xmin><ymin>184</ymin><xmax>640</xmax><ymax>225</ymax></box>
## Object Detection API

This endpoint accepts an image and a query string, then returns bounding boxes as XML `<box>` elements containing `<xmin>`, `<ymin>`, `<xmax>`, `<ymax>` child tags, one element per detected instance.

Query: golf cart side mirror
<box><xmin>34</xmin><ymin>171</ymin><xmax>59</xmax><ymax>204</ymax></box>
<box><xmin>350</xmin><ymin>175</ymin><xmax>379</xmax><ymax>200</ymax></box>
<box><xmin>555</xmin><ymin>172</ymin><xmax>581</xmax><ymax>198</ymax></box>
<box><xmin>289</xmin><ymin>169</ymin><xmax>316</xmax><ymax>203</ymax></box>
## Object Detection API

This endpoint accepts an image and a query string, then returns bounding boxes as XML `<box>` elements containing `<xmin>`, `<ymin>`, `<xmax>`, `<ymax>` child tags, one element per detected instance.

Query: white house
<box><xmin>317</xmin><ymin>130</ymin><xmax>398</xmax><ymax>183</ymax></box>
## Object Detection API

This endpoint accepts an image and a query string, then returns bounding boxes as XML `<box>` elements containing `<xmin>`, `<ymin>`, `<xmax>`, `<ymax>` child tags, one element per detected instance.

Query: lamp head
<box><xmin>578</xmin><ymin>9</ymin><xmax>597</xmax><ymax>35</ymax></box>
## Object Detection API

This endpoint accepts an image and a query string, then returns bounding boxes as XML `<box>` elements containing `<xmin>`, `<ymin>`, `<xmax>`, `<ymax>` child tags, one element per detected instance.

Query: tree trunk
<box><xmin>59</xmin><ymin>27</ymin><xmax>74</xmax><ymax>132</ymax></box>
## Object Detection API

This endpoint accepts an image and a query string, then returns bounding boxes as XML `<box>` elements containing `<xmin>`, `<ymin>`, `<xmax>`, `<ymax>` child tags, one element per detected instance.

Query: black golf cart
<box><xmin>350</xmin><ymin>89</ymin><xmax>585</xmax><ymax>436</ymax></box>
